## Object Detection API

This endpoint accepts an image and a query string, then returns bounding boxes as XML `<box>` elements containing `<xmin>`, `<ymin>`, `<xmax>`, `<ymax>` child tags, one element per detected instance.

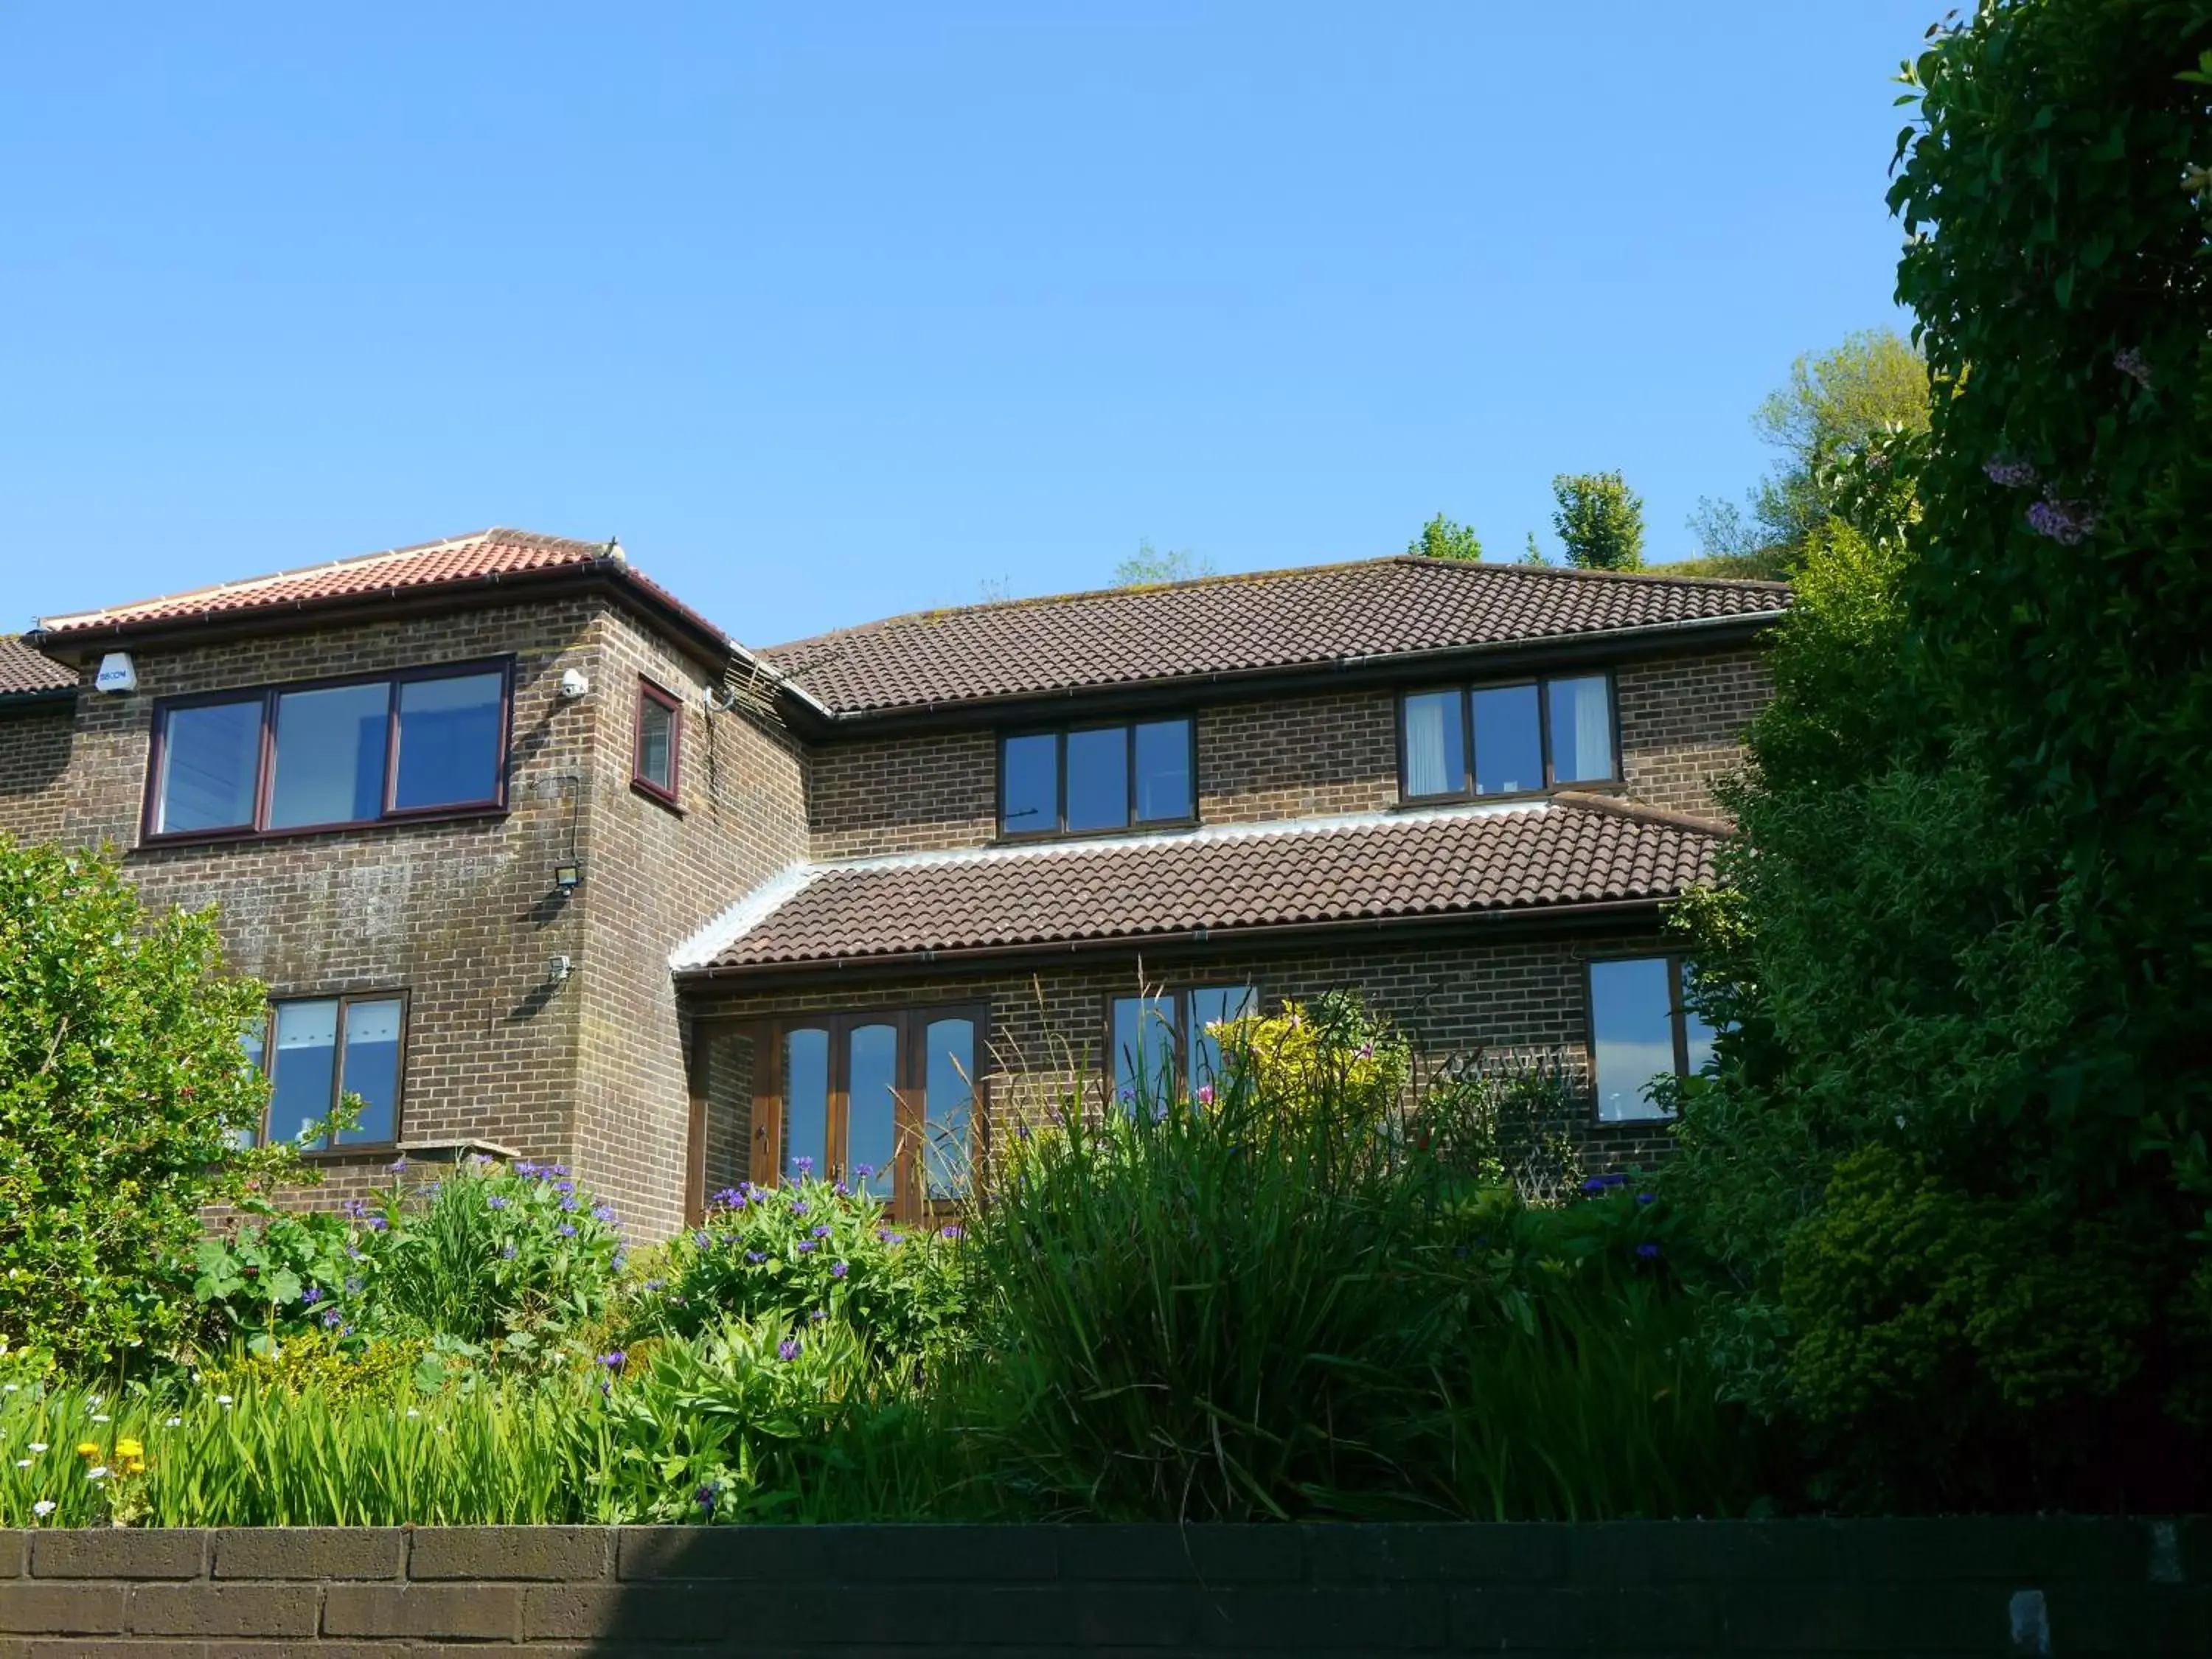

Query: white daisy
<box><xmin>32</xmin><ymin>1499</ymin><xmax>54</xmax><ymax>1517</ymax></box>
<box><xmin>86</xmin><ymin>1466</ymin><xmax>108</xmax><ymax>1481</ymax></box>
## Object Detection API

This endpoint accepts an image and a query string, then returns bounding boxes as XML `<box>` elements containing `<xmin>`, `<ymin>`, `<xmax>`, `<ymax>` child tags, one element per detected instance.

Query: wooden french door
<box><xmin>748</xmin><ymin>1005</ymin><xmax>985</xmax><ymax>1222</ymax></box>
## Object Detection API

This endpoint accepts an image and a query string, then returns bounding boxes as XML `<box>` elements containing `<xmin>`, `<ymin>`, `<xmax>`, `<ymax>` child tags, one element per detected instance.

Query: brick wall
<box><xmin>0</xmin><ymin>701</ymin><xmax>76</xmax><ymax>844</ymax></box>
<box><xmin>1618</xmin><ymin>648</ymin><xmax>1773</xmax><ymax>819</ymax></box>
<box><xmin>684</xmin><ymin>925</ymin><xmax>1683</xmax><ymax>1183</ymax></box>
<box><xmin>0</xmin><ymin>1520</ymin><xmax>2199</xmax><ymax>1655</ymax></box>
<box><xmin>796</xmin><ymin>650</ymin><xmax>1770</xmax><ymax>860</ymax></box>
<box><xmin>568</xmin><ymin>611</ymin><xmax>807</xmax><ymax>1238</ymax></box>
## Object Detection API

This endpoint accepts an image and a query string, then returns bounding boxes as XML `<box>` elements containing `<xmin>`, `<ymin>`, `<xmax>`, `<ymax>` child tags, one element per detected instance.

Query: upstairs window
<box><xmin>237</xmin><ymin>991</ymin><xmax>407</xmax><ymax>1150</ymax></box>
<box><xmin>1000</xmin><ymin>716</ymin><xmax>1194</xmax><ymax>838</ymax></box>
<box><xmin>1400</xmin><ymin>672</ymin><xmax>1615</xmax><ymax>802</ymax></box>
<box><xmin>148</xmin><ymin>661</ymin><xmax>509</xmax><ymax>839</ymax></box>
<box><xmin>633</xmin><ymin>678</ymin><xmax>682</xmax><ymax>807</ymax></box>
<box><xmin>1587</xmin><ymin>956</ymin><xmax>1714</xmax><ymax>1122</ymax></box>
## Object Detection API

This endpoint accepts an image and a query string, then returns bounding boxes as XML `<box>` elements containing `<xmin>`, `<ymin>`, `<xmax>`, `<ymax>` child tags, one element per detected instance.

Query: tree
<box><xmin>1113</xmin><ymin>539</ymin><xmax>1214</xmax><ymax>586</ymax></box>
<box><xmin>1549</xmin><ymin>472</ymin><xmax>1644</xmax><ymax>571</ymax></box>
<box><xmin>1406</xmin><ymin>513</ymin><xmax>1483</xmax><ymax>562</ymax></box>
<box><xmin>1519</xmin><ymin>531</ymin><xmax>1547</xmax><ymax>566</ymax></box>
<box><xmin>1691</xmin><ymin>329</ymin><xmax>1930</xmax><ymax>574</ymax></box>
<box><xmin>0</xmin><ymin>837</ymin><xmax>273</xmax><ymax>1367</ymax></box>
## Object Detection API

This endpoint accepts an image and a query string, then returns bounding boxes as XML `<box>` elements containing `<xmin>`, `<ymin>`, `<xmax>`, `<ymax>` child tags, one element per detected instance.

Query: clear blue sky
<box><xmin>0</xmin><ymin>4</ymin><xmax>1930</xmax><ymax>647</ymax></box>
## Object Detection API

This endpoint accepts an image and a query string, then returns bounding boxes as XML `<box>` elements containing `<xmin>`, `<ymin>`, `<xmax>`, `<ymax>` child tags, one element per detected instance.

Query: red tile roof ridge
<box><xmin>759</xmin><ymin>553</ymin><xmax>1789</xmax><ymax>657</ymax></box>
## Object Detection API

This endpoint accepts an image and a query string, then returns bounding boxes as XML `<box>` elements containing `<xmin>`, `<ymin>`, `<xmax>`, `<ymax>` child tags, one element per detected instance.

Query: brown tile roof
<box><xmin>0</xmin><ymin>636</ymin><xmax>74</xmax><ymax>698</ymax></box>
<box><xmin>760</xmin><ymin>555</ymin><xmax>1789</xmax><ymax>717</ymax></box>
<box><xmin>33</xmin><ymin>529</ymin><xmax>731</xmax><ymax>653</ymax></box>
<box><xmin>678</xmin><ymin>798</ymin><xmax>1718</xmax><ymax>975</ymax></box>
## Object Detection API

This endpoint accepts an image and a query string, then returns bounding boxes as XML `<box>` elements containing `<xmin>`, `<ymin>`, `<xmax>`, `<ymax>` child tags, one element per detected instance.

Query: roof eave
<box><xmin>672</xmin><ymin>892</ymin><xmax>1683</xmax><ymax>985</ymax></box>
<box><xmin>0</xmin><ymin>685</ymin><xmax>76</xmax><ymax>710</ymax></box>
<box><xmin>778</xmin><ymin>606</ymin><xmax>1785</xmax><ymax>734</ymax></box>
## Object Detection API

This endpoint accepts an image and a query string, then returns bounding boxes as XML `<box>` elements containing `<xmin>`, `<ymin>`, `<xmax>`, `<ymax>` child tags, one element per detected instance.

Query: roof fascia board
<box><xmin>782</xmin><ymin>608</ymin><xmax>1783</xmax><ymax>736</ymax></box>
<box><xmin>0</xmin><ymin>686</ymin><xmax>77</xmax><ymax>711</ymax></box>
<box><xmin>672</xmin><ymin>894</ymin><xmax>1672</xmax><ymax>987</ymax></box>
<box><xmin>31</xmin><ymin>564</ymin><xmax>735</xmax><ymax>675</ymax></box>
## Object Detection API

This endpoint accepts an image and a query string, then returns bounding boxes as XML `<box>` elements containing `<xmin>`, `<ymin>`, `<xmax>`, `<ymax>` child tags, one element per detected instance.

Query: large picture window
<box><xmin>1400</xmin><ymin>672</ymin><xmax>1615</xmax><ymax>803</ymax></box>
<box><xmin>1108</xmin><ymin>984</ymin><xmax>1256</xmax><ymax>1110</ymax></box>
<box><xmin>146</xmin><ymin>661</ymin><xmax>510</xmax><ymax>841</ymax></box>
<box><xmin>238</xmin><ymin>992</ymin><xmax>408</xmax><ymax>1150</ymax></box>
<box><xmin>1587</xmin><ymin>956</ymin><xmax>1714</xmax><ymax>1122</ymax></box>
<box><xmin>740</xmin><ymin>1005</ymin><xmax>986</xmax><ymax>1220</ymax></box>
<box><xmin>1000</xmin><ymin>716</ymin><xmax>1194</xmax><ymax>838</ymax></box>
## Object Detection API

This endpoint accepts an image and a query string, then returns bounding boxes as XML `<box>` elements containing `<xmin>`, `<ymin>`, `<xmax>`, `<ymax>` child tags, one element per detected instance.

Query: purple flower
<box><xmin>777</xmin><ymin>1339</ymin><xmax>801</xmax><ymax>1362</ymax></box>
<box><xmin>696</xmin><ymin>1482</ymin><xmax>718</xmax><ymax>1513</ymax></box>
<box><xmin>794</xmin><ymin>1156</ymin><xmax>815</xmax><ymax>1178</ymax></box>
<box><xmin>365</xmin><ymin>1216</ymin><xmax>389</xmax><ymax>1232</ymax></box>
<box><xmin>940</xmin><ymin>1225</ymin><xmax>964</xmax><ymax>1242</ymax></box>
<box><xmin>560</xmin><ymin>1196</ymin><xmax>580</xmax><ymax>1212</ymax></box>
<box><xmin>1983</xmin><ymin>456</ymin><xmax>2037</xmax><ymax>488</ymax></box>
<box><xmin>855</xmin><ymin>1164</ymin><xmax>875</xmax><ymax>1180</ymax></box>
<box><xmin>693</xmin><ymin>1231</ymin><xmax>712</xmax><ymax>1248</ymax></box>
<box><xmin>387</xmin><ymin>1156</ymin><xmax>408</xmax><ymax>1174</ymax></box>
<box><xmin>554</xmin><ymin>1180</ymin><xmax>575</xmax><ymax>1197</ymax></box>
<box><xmin>342</xmin><ymin>1198</ymin><xmax>368</xmax><ymax>1220</ymax></box>
<box><xmin>597</xmin><ymin>1351</ymin><xmax>626</xmax><ymax>1370</ymax></box>
<box><xmin>300</xmin><ymin>1286</ymin><xmax>323</xmax><ymax>1305</ymax></box>
<box><xmin>1636</xmin><ymin>1192</ymin><xmax>1655</xmax><ymax>1206</ymax></box>
<box><xmin>2027</xmin><ymin>498</ymin><xmax>2100</xmax><ymax>545</ymax></box>
<box><xmin>347</xmin><ymin>1247</ymin><xmax>364</xmax><ymax>1262</ymax></box>
<box><xmin>645</xmin><ymin>1279</ymin><xmax>665</xmax><ymax>1292</ymax></box>
<box><xmin>344</xmin><ymin>1276</ymin><xmax>363</xmax><ymax>1294</ymax></box>
<box><xmin>487</xmin><ymin>1195</ymin><xmax>508</xmax><ymax>1210</ymax></box>
<box><xmin>592</xmin><ymin>1204</ymin><xmax>618</xmax><ymax>1224</ymax></box>
<box><xmin>2114</xmin><ymin>347</ymin><xmax>2153</xmax><ymax>389</ymax></box>
<box><xmin>1197</xmin><ymin>1085</ymin><xmax>1215</xmax><ymax>1107</ymax></box>
<box><xmin>1117</xmin><ymin>1086</ymin><xmax>1135</xmax><ymax>1105</ymax></box>
<box><xmin>796</xmin><ymin>1239</ymin><xmax>817</xmax><ymax>1253</ymax></box>
<box><xmin>713</xmin><ymin>1187</ymin><xmax>745</xmax><ymax>1209</ymax></box>
<box><xmin>810</xmin><ymin>1307</ymin><xmax>829</xmax><ymax>1322</ymax></box>
<box><xmin>515</xmin><ymin>1160</ymin><xmax>540</xmax><ymax>1178</ymax></box>
<box><xmin>501</xmin><ymin>1244</ymin><xmax>518</xmax><ymax>1260</ymax></box>
<box><xmin>811</xmin><ymin>1223</ymin><xmax>831</xmax><ymax>1238</ymax></box>
<box><xmin>790</xmin><ymin>1200</ymin><xmax>809</xmax><ymax>1217</ymax></box>
<box><xmin>745</xmin><ymin>1251</ymin><xmax>768</xmax><ymax>1263</ymax></box>
<box><xmin>557</xmin><ymin>1223</ymin><xmax>577</xmax><ymax>1238</ymax></box>
<box><xmin>321</xmin><ymin>1308</ymin><xmax>343</xmax><ymax>1328</ymax></box>
<box><xmin>1635</xmin><ymin>1242</ymin><xmax>1661</xmax><ymax>1261</ymax></box>
<box><xmin>1581</xmin><ymin>1174</ymin><xmax>1628</xmax><ymax>1193</ymax></box>
<box><xmin>831</xmin><ymin>1261</ymin><xmax>849</xmax><ymax>1279</ymax></box>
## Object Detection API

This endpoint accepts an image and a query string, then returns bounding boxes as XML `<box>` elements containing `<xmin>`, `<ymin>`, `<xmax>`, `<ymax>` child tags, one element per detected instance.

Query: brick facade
<box><xmin>1618</xmin><ymin>649</ymin><xmax>1772</xmax><ymax>819</ymax></box>
<box><xmin>807</xmin><ymin>727</ymin><xmax>995</xmax><ymax>860</ymax></box>
<box><xmin>0</xmin><ymin>702</ymin><xmax>74</xmax><ymax>845</ymax></box>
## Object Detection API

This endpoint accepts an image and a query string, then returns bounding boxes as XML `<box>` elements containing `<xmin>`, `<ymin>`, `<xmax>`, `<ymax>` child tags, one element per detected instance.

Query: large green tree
<box><xmin>1405</xmin><ymin>512</ymin><xmax>1484</xmax><ymax>562</ymax></box>
<box><xmin>1668</xmin><ymin>0</ymin><xmax>2212</xmax><ymax>1511</ymax></box>
<box><xmin>1550</xmin><ymin>472</ymin><xmax>1645</xmax><ymax>571</ymax></box>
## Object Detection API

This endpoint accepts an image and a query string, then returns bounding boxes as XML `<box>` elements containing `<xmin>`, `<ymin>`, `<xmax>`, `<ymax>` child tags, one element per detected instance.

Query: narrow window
<box><xmin>782</xmin><ymin>1026</ymin><xmax>831</xmax><ymax>1181</ymax></box>
<box><xmin>1588</xmin><ymin>956</ymin><xmax>1713</xmax><ymax>1121</ymax></box>
<box><xmin>395</xmin><ymin>671</ymin><xmax>504</xmax><ymax>810</ymax></box>
<box><xmin>845</xmin><ymin>1022</ymin><xmax>900</xmax><ymax>1201</ymax></box>
<box><xmin>920</xmin><ymin>1016</ymin><xmax>976</xmax><ymax>1200</ymax></box>
<box><xmin>1472</xmin><ymin>684</ymin><xmax>1543</xmax><ymax>795</ymax></box>
<box><xmin>243</xmin><ymin>992</ymin><xmax>411</xmax><ymax>1150</ymax></box>
<box><xmin>1186</xmin><ymin>984</ymin><xmax>1256</xmax><ymax>1091</ymax></box>
<box><xmin>633</xmin><ymin>679</ymin><xmax>682</xmax><ymax>806</ymax></box>
<box><xmin>268</xmin><ymin>683</ymin><xmax>390</xmax><ymax>830</ymax></box>
<box><xmin>154</xmin><ymin>698</ymin><xmax>264</xmax><ymax>833</ymax></box>
<box><xmin>1110</xmin><ymin>984</ymin><xmax>1256</xmax><ymax>1110</ymax></box>
<box><xmin>1547</xmin><ymin>674</ymin><xmax>1615</xmax><ymax>785</ymax></box>
<box><xmin>1402</xmin><ymin>690</ymin><xmax>1465</xmax><ymax>799</ymax></box>
<box><xmin>1000</xmin><ymin>716</ymin><xmax>1195</xmax><ymax>838</ymax></box>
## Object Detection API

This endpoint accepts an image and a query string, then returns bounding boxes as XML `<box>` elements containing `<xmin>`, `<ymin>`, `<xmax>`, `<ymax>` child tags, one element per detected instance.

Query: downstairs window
<box><xmin>1587</xmin><ymin>956</ymin><xmax>1713</xmax><ymax>1122</ymax></box>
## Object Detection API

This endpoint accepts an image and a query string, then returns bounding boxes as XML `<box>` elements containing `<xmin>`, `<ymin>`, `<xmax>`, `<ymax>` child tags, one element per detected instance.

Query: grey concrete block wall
<box><xmin>0</xmin><ymin>1520</ymin><xmax>2205</xmax><ymax>1655</ymax></box>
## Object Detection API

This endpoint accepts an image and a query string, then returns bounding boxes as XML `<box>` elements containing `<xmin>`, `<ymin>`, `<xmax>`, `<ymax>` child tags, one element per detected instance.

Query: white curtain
<box><xmin>1560</xmin><ymin>677</ymin><xmax>1613</xmax><ymax>782</ymax></box>
<box><xmin>1405</xmin><ymin>696</ymin><xmax>1451</xmax><ymax>795</ymax></box>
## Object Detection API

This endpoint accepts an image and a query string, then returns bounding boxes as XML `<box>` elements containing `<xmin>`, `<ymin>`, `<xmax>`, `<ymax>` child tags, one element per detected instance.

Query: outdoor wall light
<box><xmin>554</xmin><ymin>861</ymin><xmax>583</xmax><ymax>890</ymax></box>
<box><xmin>548</xmin><ymin>954</ymin><xmax>573</xmax><ymax>984</ymax></box>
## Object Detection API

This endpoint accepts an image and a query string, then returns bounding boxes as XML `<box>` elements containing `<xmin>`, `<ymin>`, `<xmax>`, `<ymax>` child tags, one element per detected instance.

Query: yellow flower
<box><xmin>114</xmin><ymin>1439</ymin><xmax>143</xmax><ymax>1459</ymax></box>
<box><xmin>74</xmin><ymin>1441</ymin><xmax>99</xmax><ymax>1459</ymax></box>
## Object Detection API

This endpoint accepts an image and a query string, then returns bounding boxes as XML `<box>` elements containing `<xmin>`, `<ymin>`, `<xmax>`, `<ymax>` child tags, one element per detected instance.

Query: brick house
<box><xmin>1</xmin><ymin>529</ymin><xmax>1784</xmax><ymax>1237</ymax></box>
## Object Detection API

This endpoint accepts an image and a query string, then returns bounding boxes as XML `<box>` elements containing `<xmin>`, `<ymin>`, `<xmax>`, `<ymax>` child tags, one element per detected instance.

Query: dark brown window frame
<box><xmin>631</xmin><ymin>677</ymin><xmax>684</xmax><ymax>810</ymax></box>
<box><xmin>1582</xmin><ymin>951</ymin><xmax>1701</xmax><ymax>1125</ymax></box>
<box><xmin>1396</xmin><ymin>670</ymin><xmax>1621</xmax><ymax>805</ymax></box>
<box><xmin>730</xmin><ymin>1004</ymin><xmax>991</xmax><ymax>1223</ymax></box>
<box><xmin>141</xmin><ymin>657</ymin><xmax>515</xmax><ymax>846</ymax></box>
<box><xmin>244</xmin><ymin>988</ymin><xmax>411</xmax><ymax>1154</ymax></box>
<box><xmin>1102</xmin><ymin>981</ymin><xmax>1259</xmax><ymax>1105</ymax></box>
<box><xmin>998</xmin><ymin>714</ymin><xmax>1199</xmax><ymax>841</ymax></box>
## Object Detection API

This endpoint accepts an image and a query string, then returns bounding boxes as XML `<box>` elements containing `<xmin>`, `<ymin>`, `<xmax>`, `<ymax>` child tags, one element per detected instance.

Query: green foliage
<box><xmin>1690</xmin><ymin>329</ymin><xmax>1929</xmax><ymax>573</ymax></box>
<box><xmin>0</xmin><ymin>838</ymin><xmax>272</xmax><ymax>1368</ymax></box>
<box><xmin>1549</xmin><ymin>471</ymin><xmax>1645</xmax><ymax>571</ymax></box>
<box><xmin>1519</xmin><ymin>530</ymin><xmax>1546</xmax><ymax>566</ymax></box>
<box><xmin>1209</xmin><ymin>990</ymin><xmax>1409</xmax><ymax>1141</ymax></box>
<box><xmin>207</xmin><ymin>1329</ymin><xmax>428</xmax><ymax>1405</ymax></box>
<box><xmin>623</xmin><ymin>1175</ymin><xmax>969</xmax><ymax>1370</ymax></box>
<box><xmin>1112</xmin><ymin>538</ymin><xmax>1214</xmax><ymax>585</ymax></box>
<box><xmin>1414</xmin><ymin>1059</ymin><xmax>1585</xmax><ymax>1201</ymax></box>
<box><xmin>1407</xmin><ymin>512</ymin><xmax>1484</xmax><ymax>562</ymax></box>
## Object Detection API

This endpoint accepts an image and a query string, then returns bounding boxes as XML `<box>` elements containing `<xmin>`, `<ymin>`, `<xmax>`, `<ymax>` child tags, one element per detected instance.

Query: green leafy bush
<box><xmin>624</xmin><ymin>1174</ymin><xmax>968</xmax><ymax>1369</ymax></box>
<box><xmin>0</xmin><ymin>838</ymin><xmax>271</xmax><ymax>1368</ymax></box>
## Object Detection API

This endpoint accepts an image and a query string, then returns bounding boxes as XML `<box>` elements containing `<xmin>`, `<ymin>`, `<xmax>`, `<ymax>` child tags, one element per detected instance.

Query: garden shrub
<box><xmin>624</xmin><ymin>1172</ymin><xmax>968</xmax><ymax>1369</ymax></box>
<box><xmin>1210</xmin><ymin>990</ymin><xmax>1408</xmax><ymax>1135</ymax></box>
<box><xmin>0</xmin><ymin>837</ymin><xmax>271</xmax><ymax>1368</ymax></box>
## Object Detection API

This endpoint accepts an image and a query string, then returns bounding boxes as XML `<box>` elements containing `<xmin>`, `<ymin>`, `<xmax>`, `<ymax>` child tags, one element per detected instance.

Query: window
<box><xmin>745</xmin><ymin>1006</ymin><xmax>986</xmax><ymax>1220</ymax></box>
<box><xmin>1108</xmin><ymin>984</ymin><xmax>1256</xmax><ymax>1111</ymax></box>
<box><xmin>1399</xmin><ymin>672</ymin><xmax>1615</xmax><ymax>802</ymax></box>
<box><xmin>633</xmin><ymin>678</ymin><xmax>682</xmax><ymax>806</ymax></box>
<box><xmin>999</xmin><ymin>717</ymin><xmax>1194</xmax><ymax>838</ymax></box>
<box><xmin>1587</xmin><ymin>956</ymin><xmax>1714</xmax><ymax>1122</ymax></box>
<box><xmin>238</xmin><ymin>992</ymin><xmax>408</xmax><ymax>1149</ymax></box>
<box><xmin>147</xmin><ymin>662</ymin><xmax>509</xmax><ymax>839</ymax></box>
